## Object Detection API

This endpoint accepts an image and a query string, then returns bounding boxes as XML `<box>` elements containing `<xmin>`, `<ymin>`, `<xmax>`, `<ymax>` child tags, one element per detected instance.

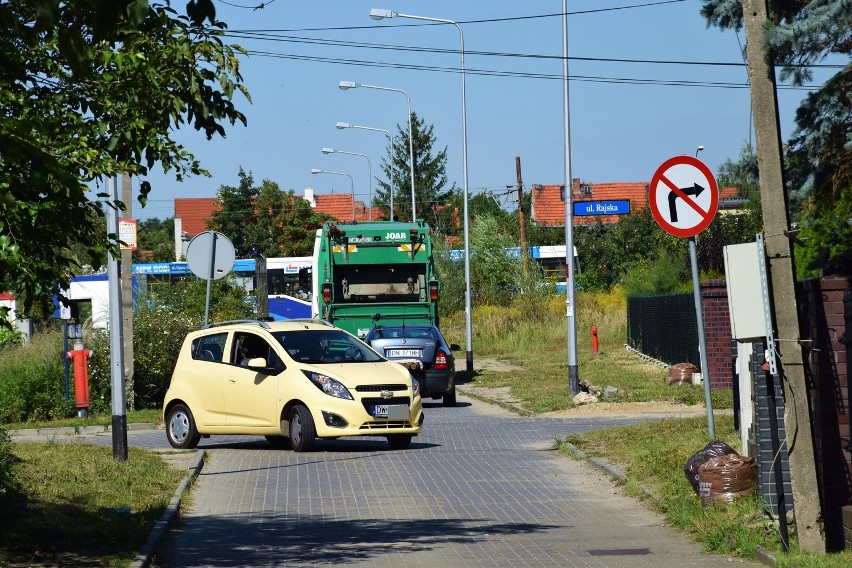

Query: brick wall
<box><xmin>700</xmin><ymin>279</ymin><xmax>734</xmax><ymax>389</ymax></box>
<box><xmin>797</xmin><ymin>275</ymin><xmax>851</xmax><ymax>551</ymax></box>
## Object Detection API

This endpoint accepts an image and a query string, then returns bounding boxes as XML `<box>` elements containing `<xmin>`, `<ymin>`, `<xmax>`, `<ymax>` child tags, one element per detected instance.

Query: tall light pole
<box><xmin>562</xmin><ymin>0</ymin><xmax>579</xmax><ymax>395</ymax></box>
<box><xmin>695</xmin><ymin>145</ymin><xmax>705</xmax><ymax>158</ymax></box>
<box><xmin>339</xmin><ymin>81</ymin><xmax>416</xmax><ymax>222</ymax></box>
<box><xmin>310</xmin><ymin>168</ymin><xmax>355</xmax><ymax>220</ymax></box>
<box><xmin>322</xmin><ymin>147</ymin><xmax>373</xmax><ymax>221</ymax></box>
<box><xmin>370</xmin><ymin>8</ymin><xmax>474</xmax><ymax>373</ymax></box>
<box><xmin>336</xmin><ymin>121</ymin><xmax>395</xmax><ymax>218</ymax></box>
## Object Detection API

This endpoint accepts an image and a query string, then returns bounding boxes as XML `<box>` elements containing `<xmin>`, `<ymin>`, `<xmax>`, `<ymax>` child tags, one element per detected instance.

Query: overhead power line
<box><xmin>246</xmin><ymin>50</ymin><xmax>821</xmax><ymax>90</ymax></box>
<box><xmin>225</xmin><ymin>32</ymin><xmax>844</xmax><ymax>71</ymax></box>
<box><xmin>225</xmin><ymin>0</ymin><xmax>690</xmax><ymax>31</ymax></box>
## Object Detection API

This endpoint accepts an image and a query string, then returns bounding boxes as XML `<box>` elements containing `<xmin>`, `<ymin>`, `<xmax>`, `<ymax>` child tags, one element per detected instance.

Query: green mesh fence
<box><xmin>627</xmin><ymin>292</ymin><xmax>700</xmax><ymax>366</ymax></box>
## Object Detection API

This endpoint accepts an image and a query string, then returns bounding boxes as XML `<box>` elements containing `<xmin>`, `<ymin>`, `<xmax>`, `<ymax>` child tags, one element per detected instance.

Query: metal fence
<box><xmin>626</xmin><ymin>292</ymin><xmax>699</xmax><ymax>365</ymax></box>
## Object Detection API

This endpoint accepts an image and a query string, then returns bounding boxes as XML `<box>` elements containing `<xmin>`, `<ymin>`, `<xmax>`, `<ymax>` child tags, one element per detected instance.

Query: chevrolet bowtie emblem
<box><xmin>380</xmin><ymin>390</ymin><xmax>393</xmax><ymax>399</ymax></box>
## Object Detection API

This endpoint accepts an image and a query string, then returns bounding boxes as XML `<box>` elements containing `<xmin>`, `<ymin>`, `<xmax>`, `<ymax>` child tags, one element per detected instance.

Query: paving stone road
<box><xmin>144</xmin><ymin>395</ymin><xmax>755</xmax><ymax>568</ymax></box>
<box><xmin>12</xmin><ymin>395</ymin><xmax>758</xmax><ymax>567</ymax></box>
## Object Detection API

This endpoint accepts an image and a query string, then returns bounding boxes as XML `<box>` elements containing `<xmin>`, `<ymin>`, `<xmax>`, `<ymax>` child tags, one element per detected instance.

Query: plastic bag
<box><xmin>667</xmin><ymin>362</ymin><xmax>699</xmax><ymax>385</ymax></box>
<box><xmin>698</xmin><ymin>453</ymin><xmax>757</xmax><ymax>507</ymax></box>
<box><xmin>683</xmin><ymin>440</ymin><xmax>737</xmax><ymax>494</ymax></box>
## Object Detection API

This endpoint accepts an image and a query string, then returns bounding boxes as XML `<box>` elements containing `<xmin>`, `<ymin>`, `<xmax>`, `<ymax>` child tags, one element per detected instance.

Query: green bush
<box><xmin>0</xmin><ymin>428</ymin><xmax>15</xmax><ymax>495</ymax></box>
<box><xmin>0</xmin><ymin>326</ymin><xmax>23</xmax><ymax>349</ymax></box>
<box><xmin>0</xmin><ymin>329</ymin><xmax>68</xmax><ymax>423</ymax></box>
<box><xmin>87</xmin><ymin>307</ymin><xmax>202</xmax><ymax>411</ymax></box>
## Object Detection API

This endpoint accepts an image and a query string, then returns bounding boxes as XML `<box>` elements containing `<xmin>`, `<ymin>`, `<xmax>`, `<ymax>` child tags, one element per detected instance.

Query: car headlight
<box><xmin>411</xmin><ymin>374</ymin><xmax>421</xmax><ymax>398</ymax></box>
<box><xmin>303</xmin><ymin>371</ymin><xmax>353</xmax><ymax>400</ymax></box>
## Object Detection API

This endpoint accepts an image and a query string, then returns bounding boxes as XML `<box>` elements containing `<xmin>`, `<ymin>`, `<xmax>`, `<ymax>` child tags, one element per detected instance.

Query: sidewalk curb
<box><xmin>8</xmin><ymin>422</ymin><xmax>160</xmax><ymax>438</ymax></box>
<box><xmin>130</xmin><ymin>449</ymin><xmax>206</xmax><ymax>568</ymax></box>
<box><xmin>456</xmin><ymin>386</ymin><xmax>534</xmax><ymax>417</ymax></box>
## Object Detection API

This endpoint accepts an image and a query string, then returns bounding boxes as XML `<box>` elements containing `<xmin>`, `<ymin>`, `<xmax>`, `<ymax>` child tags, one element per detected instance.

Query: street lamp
<box><xmin>322</xmin><ymin>147</ymin><xmax>373</xmax><ymax>221</ymax></box>
<box><xmin>310</xmin><ymin>168</ymin><xmax>355</xmax><ymax>220</ymax></box>
<box><xmin>339</xmin><ymin>81</ymin><xmax>416</xmax><ymax>222</ymax></box>
<box><xmin>562</xmin><ymin>0</ymin><xmax>580</xmax><ymax>395</ymax></box>
<box><xmin>337</xmin><ymin>121</ymin><xmax>395</xmax><ymax>218</ymax></box>
<box><xmin>369</xmin><ymin>8</ymin><xmax>474</xmax><ymax>373</ymax></box>
<box><xmin>695</xmin><ymin>145</ymin><xmax>705</xmax><ymax>158</ymax></box>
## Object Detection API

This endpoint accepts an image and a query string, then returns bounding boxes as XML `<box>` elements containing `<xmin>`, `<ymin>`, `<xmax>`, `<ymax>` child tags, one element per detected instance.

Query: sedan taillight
<box><xmin>434</xmin><ymin>350</ymin><xmax>449</xmax><ymax>370</ymax></box>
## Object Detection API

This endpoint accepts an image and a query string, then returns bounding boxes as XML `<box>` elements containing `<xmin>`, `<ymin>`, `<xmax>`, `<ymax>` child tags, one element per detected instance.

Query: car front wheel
<box><xmin>289</xmin><ymin>404</ymin><xmax>316</xmax><ymax>452</ymax></box>
<box><xmin>166</xmin><ymin>404</ymin><xmax>201</xmax><ymax>449</ymax></box>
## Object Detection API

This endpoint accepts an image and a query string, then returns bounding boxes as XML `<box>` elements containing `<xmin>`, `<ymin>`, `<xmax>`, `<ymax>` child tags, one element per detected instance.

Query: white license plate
<box><xmin>388</xmin><ymin>349</ymin><xmax>421</xmax><ymax>358</ymax></box>
<box><xmin>372</xmin><ymin>404</ymin><xmax>409</xmax><ymax>420</ymax></box>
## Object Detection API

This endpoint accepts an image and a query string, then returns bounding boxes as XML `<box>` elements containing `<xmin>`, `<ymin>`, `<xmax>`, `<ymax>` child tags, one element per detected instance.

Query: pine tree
<box><xmin>374</xmin><ymin>111</ymin><xmax>458</xmax><ymax>232</ymax></box>
<box><xmin>701</xmin><ymin>0</ymin><xmax>852</xmax><ymax>273</ymax></box>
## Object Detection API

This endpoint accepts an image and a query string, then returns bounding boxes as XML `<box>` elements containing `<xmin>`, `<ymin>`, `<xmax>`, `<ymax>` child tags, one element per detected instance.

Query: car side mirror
<box><xmin>246</xmin><ymin>357</ymin><xmax>268</xmax><ymax>369</ymax></box>
<box><xmin>450</xmin><ymin>344</ymin><xmax>461</xmax><ymax>351</ymax></box>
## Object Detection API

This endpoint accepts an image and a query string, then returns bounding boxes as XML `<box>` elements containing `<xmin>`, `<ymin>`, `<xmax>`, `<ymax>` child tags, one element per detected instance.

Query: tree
<box><xmin>374</xmin><ymin>111</ymin><xmax>458</xmax><ymax>232</ymax></box>
<box><xmin>208</xmin><ymin>169</ymin><xmax>332</xmax><ymax>258</ymax></box>
<box><xmin>0</xmin><ymin>0</ymin><xmax>249</xmax><ymax>324</ymax></box>
<box><xmin>701</xmin><ymin>0</ymin><xmax>852</xmax><ymax>274</ymax></box>
<box><xmin>134</xmin><ymin>217</ymin><xmax>175</xmax><ymax>262</ymax></box>
<box><xmin>208</xmin><ymin>168</ymin><xmax>258</xmax><ymax>258</ymax></box>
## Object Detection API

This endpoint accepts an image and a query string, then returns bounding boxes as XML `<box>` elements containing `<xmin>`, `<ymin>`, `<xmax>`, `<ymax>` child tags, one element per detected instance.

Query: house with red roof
<box><xmin>531</xmin><ymin>179</ymin><xmax>650</xmax><ymax>227</ymax></box>
<box><xmin>530</xmin><ymin>179</ymin><xmax>742</xmax><ymax>227</ymax></box>
<box><xmin>171</xmin><ymin>189</ymin><xmax>377</xmax><ymax>259</ymax></box>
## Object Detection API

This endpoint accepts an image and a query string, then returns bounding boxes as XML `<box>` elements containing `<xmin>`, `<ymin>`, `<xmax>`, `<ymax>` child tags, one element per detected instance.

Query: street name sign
<box><xmin>649</xmin><ymin>156</ymin><xmax>719</xmax><ymax>237</ymax></box>
<box><xmin>573</xmin><ymin>200</ymin><xmax>630</xmax><ymax>216</ymax></box>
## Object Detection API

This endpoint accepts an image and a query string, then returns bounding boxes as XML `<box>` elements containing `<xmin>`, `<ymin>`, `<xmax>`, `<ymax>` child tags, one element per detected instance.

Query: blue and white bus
<box><xmin>57</xmin><ymin>256</ymin><xmax>314</xmax><ymax>327</ymax></box>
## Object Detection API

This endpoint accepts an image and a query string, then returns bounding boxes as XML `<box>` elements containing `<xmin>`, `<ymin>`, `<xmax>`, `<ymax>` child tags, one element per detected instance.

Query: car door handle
<box><xmin>229</xmin><ymin>378</ymin><xmax>236</xmax><ymax>383</ymax></box>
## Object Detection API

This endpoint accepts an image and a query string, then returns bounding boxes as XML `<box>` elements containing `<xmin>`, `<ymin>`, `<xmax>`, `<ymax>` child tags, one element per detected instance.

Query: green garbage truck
<box><xmin>311</xmin><ymin>220</ymin><xmax>441</xmax><ymax>338</ymax></box>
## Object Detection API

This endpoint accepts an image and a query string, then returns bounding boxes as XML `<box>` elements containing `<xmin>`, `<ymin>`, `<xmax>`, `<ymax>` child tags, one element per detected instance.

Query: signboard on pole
<box><xmin>573</xmin><ymin>200</ymin><xmax>630</xmax><ymax>217</ymax></box>
<box><xmin>118</xmin><ymin>219</ymin><xmax>137</xmax><ymax>250</ymax></box>
<box><xmin>649</xmin><ymin>156</ymin><xmax>719</xmax><ymax>237</ymax></box>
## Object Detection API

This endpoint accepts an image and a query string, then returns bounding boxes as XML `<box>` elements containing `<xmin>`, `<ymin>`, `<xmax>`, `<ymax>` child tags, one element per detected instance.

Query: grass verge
<box><xmin>0</xmin><ymin>441</ymin><xmax>186</xmax><ymax>567</ymax></box>
<box><xmin>5</xmin><ymin>409</ymin><xmax>162</xmax><ymax>431</ymax></box>
<box><xmin>442</xmin><ymin>292</ymin><xmax>733</xmax><ymax>413</ymax></box>
<box><xmin>560</xmin><ymin>414</ymin><xmax>852</xmax><ymax>568</ymax></box>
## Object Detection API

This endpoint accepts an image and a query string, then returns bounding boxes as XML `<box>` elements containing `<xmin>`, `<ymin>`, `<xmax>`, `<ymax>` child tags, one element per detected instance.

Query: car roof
<box><xmin>372</xmin><ymin>323</ymin><xmax>435</xmax><ymax>330</ymax></box>
<box><xmin>187</xmin><ymin>319</ymin><xmax>337</xmax><ymax>338</ymax></box>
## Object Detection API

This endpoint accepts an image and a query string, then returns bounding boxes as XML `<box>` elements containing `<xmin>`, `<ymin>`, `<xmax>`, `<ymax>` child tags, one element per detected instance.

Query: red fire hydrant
<box><xmin>591</xmin><ymin>326</ymin><xmax>599</xmax><ymax>355</ymax></box>
<box><xmin>67</xmin><ymin>341</ymin><xmax>93</xmax><ymax>417</ymax></box>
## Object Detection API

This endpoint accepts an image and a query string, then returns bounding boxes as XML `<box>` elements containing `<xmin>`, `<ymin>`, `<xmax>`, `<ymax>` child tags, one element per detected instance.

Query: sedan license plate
<box><xmin>372</xmin><ymin>404</ymin><xmax>409</xmax><ymax>420</ymax></box>
<box><xmin>388</xmin><ymin>349</ymin><xmax>421</xmax><ymax>358</ymax></box>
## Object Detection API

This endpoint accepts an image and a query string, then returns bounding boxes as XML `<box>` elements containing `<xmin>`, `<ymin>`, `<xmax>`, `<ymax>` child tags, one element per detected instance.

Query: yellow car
<box><xmin>163</xmin><ymin>319</ymin><xmax>423</xmax><ymax>451</ymax></box>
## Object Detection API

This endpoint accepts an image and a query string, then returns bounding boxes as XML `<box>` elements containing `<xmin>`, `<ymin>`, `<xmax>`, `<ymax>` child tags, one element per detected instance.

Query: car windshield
<box><xmin>273</xmin><ymin>329</ymin><xmax>383</xmax><ymax>364</ymax></box>
<box><xmin>368</xmin><ymin>326</ymin><xmax>439</xmax><ymax>341</ymax></box>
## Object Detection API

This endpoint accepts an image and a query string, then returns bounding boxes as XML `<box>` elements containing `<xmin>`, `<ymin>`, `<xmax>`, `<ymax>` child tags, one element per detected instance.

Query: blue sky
<box><xmin>135</xmin><ymin>0</ymin><xmax>835</xmax><ymax>220</ymax></box>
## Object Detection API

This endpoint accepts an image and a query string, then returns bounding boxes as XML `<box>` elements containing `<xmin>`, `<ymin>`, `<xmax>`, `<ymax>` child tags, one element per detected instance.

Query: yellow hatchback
<box><xmin>163</xmin><ymin>319</ymin><xmax>423</xmax><ymax>452</ymax></box>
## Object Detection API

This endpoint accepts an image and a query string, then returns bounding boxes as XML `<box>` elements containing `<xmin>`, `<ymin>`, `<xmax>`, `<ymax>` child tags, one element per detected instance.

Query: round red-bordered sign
<box><xmin>649</xmin><ymin>156</ymin><xmax>719</xmax><ymax>237</ymax></box>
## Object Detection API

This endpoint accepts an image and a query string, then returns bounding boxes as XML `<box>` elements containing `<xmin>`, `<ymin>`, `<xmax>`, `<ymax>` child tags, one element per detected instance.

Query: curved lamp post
<box><xmin>695</xmin><ymin>145</ymin><xmax>705</xmax><ymax>158</ymax></box>
<box><xmin>370</xmin><ymin>8</ymin><xmax>474</xmax><ymax>372</ymax></box>
<box><xmin>310</xmin><ymin>168</ymin><xmax>355</xmax><ymax>220</ymax></box>
<box><xmin>322</xmin><ymin>147</ymin><xmax>372</xmax><ymax>221</ymax></box>
<box><xmin>339</xmin><ymin>80</ymin><xmax>416</xmax><ymax>222</ymax></box>
<box><xmin>336</xmin><ymin>121</ymin><xmax>395</xmax><ymax>218</ymax></box>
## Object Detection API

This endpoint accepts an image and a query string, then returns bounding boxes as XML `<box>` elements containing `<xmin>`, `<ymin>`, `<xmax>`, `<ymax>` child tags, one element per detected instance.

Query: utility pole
<box><xmin>516</xmin><ymin>157</ymin><xmax>528</xmax><ymax>260</ymax></box>
<box><xmin>743</xmin><ymin>0</ymin><xmax>823</xmax><ymax>552</ymax></box>
<box><xmin>120</xmin><ymin>174</ymin><xmax>134</xmax><ymax>410</ymax></box>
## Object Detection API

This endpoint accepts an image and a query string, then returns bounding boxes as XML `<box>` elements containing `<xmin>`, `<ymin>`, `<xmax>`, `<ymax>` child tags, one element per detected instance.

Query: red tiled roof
<box><xmin>0</xmin><ymin>292</ymin><xmax>15</xmax><ymax>301</ymax></box>
<box><xmin>174</xmin><ymin>194</ymin><xmax>374</xmax><ymax>238</ymax></box>
<box><xmin>313</xmin><ymin>194</ymin><xmax>372</xmax><ymax>223</ymax></box>
<box><xmin>531</xmin><ymin>180</ymin><xmax>650</xmax><ymax>227</ymax></box>
<box><xmin>174</xmin><ymin>198</ymin><xmax>220</xmax><ymax>237</ymax></box>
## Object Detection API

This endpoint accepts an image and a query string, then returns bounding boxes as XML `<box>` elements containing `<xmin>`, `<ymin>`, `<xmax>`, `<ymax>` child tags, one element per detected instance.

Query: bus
<box><xmin>57</xmin><ymin>256</ymin><xmax>314</xmax><ymax>327</ymax></box>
